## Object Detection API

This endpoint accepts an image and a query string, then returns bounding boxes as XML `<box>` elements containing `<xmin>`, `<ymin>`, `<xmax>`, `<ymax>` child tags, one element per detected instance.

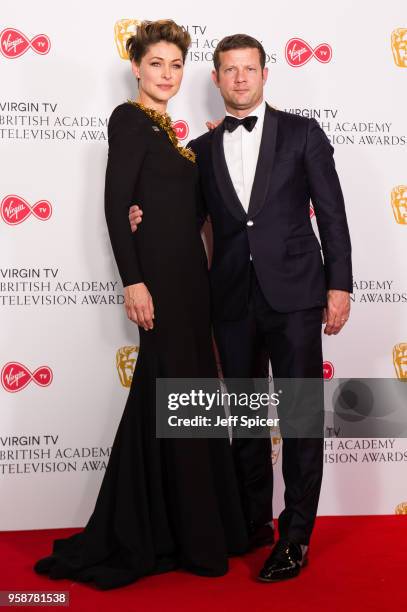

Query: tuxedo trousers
<box><xmin>213</xmin><ymin>262</ymin><xmax>324</xmax><ymax>545</ymax></box>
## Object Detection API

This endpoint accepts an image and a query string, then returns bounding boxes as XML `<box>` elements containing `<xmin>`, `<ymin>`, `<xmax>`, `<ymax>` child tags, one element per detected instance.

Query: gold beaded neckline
<box><xmin>127</xmin><ymin>100</ymin><xmax>196</xmax><ymax>163</ymax></box>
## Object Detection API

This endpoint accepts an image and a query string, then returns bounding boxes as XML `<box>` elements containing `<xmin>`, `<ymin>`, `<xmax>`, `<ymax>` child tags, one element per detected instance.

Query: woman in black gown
<box><xmin>33</xmin><ymin>19</ymin><xmax>248</xmax><ymax>590</ymax></box>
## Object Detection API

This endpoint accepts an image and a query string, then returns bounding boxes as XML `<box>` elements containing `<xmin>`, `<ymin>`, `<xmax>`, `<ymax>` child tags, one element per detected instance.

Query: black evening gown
<box><xmin>33</xmin><ymin>102</ymin><xmax>248</xmax><ymax>590</ymax></box>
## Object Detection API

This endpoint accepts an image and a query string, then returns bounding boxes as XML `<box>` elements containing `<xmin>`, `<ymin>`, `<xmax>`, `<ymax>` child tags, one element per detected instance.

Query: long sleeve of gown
<box><xmin>188</xmin><ymin>138</ymin><xmax>208</xmax><ymax>231</ymax></box>
<box><xmin>104</xmin><ymin>104</ymin><xmax>147</xmax><ymax>287</ymax></box>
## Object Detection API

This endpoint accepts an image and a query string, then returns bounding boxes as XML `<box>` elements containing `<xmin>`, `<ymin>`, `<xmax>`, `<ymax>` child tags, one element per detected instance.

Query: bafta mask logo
<box><xmin>172</xmin><ymin>120</ymin><xmax>189</xmax><ymax>141</ymax></box>
<box><xmin>116</xmin><ymin>345</ymin><xmax>139</xmax><ymax>387</ymax></box>
<box><xmin>391</xmin><ymin>186</ymin><xmax>407</xmax><ymax>224</ymax></box>
<box><xmin>114</xmin><ymin>19</ymin><xmax>142</xmax><ymax>60</ymax></box>
<box><xmin>323</xmin><ymin>361</ymin><xmax>334</xmax><ymax>380</ymax></box>
<box><xmin>395</xmin><ymin>502</ymin><xmax>407</xmax><ymax>514</ymax></box>
<box><xmin>271</xmin><ymin>428</ymin><xmax>282</xmax><ymax>465</ymax></box>
<box><xmin>393</xmin><ymin>343</ymin><xmax>407</xmax><ymax>380</ymax></box>
<box><xmin>391</xmin><ymin>29</ymin><xmax>407</xmax><ymax>67</ymax></box>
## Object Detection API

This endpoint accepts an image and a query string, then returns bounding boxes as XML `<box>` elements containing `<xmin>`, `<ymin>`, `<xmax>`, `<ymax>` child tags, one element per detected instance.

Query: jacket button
<box><xmin>247</xmin><ymin>220</ymin><xmax>254</xmax><ymax>226</ymax></box>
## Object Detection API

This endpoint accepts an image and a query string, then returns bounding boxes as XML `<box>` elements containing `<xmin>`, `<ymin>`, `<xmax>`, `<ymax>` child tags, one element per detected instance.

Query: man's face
<box><xmin>212</xmin><ymin>47</ymin><xmax>268</xmax><ymax>112</ymax></box>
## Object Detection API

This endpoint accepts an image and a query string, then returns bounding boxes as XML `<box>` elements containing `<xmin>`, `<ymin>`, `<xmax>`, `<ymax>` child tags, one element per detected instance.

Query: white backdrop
<box><xmin>1</xmin><ymin>1</ymin><xmax>406</xmax><ymax>530</ymax></box>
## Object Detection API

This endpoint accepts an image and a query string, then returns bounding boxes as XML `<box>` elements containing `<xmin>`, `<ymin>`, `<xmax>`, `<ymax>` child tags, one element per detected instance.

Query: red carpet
<box><xmin>1</xmin><ymin>516</ymin><xmax>405</xmax><ymax>612</ymax></box>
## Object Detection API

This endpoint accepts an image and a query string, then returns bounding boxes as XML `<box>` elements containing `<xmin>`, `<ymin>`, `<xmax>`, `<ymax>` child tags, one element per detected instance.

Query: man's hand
<box><xmin>129</xmin><ymin>204</ymin><xmax>143</xmax><ymax>232</ymax></box>
<box><xmin>206</xmin><ymin>119</ymin><xmax>223</xmax><ymax>131</ymax></box>
<box><xmin>323</xmin><ymin>289</ymin><xmax>350</xmax><ymax>335</ymax></box>
<box><xmin>124</xmin><ymin>283</ymin><xmax>154</xmax><ymax>330</ymax></box>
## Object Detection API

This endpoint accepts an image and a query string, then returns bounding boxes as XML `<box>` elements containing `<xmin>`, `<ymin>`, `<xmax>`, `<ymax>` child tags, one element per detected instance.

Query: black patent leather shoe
<box><xmin>257</xmin><ymin>539</ymin><xmax>308</xmax><ymax>582</ymax></box>
<box><xmin>248</xmin><ymin>522</ymin><xmax>275</xmax><ymax>551</ymax></box>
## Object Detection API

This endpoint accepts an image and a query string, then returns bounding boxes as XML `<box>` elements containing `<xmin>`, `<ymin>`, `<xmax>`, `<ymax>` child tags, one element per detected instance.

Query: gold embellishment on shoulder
<box><xmin>127</xmin><ymin>100</ymin><xmax>196</xmax><ymax>163</ymax></box>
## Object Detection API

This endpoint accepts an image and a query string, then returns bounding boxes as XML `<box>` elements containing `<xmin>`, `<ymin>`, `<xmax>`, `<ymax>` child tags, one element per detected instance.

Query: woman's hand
<box><xmin>205</xmin><ymin>118</ymin><xmax>223</xmax><ymax>131</ymax></box>
<box><xmin>124</xmin><ymin>283</ymin><xmax>154</xmax><ymax>330</ymax></box>
<box><xmin>129</xmin><ymin>204</ymin><xmax>143</xmax><ymax>232</ymax></box>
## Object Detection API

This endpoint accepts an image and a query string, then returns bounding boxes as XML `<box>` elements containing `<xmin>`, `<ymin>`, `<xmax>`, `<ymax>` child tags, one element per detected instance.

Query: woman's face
<box><xmin>132</xmin><ymin>41</ymin><xmax>184</xmax><ymax>104</ymax></box>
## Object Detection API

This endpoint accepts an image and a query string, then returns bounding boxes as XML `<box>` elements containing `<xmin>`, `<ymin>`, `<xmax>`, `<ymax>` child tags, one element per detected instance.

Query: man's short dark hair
<box><xmin>213</xmin><ymin>34</ymin><xmax>266</xmax><ymax>72</ymax></box>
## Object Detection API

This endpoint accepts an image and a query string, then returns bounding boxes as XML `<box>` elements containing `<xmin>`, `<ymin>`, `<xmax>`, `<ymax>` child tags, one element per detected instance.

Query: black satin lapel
<box><xmin>247</xmin><ymin>105</ymin><xmax>278</xmax><ymax>218</ymax></box>
<box><xmin>211</xmin><ymin>125</ymin><xmax>247</xmax><ymax>222</ymax></box>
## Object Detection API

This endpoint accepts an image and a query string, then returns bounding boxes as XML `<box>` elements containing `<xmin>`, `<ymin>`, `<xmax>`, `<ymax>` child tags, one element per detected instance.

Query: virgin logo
<box><xmin>1</xmin><ymin>195</ymin><xmax>52</xmax><ymax>225</ymax></box>
<box><xmin>1</xmin><ymin>362</ymin><xmax>53</xmax><ymax>393</ymax></box>
<box><xmin>0</xmin><ymin>28</ymin><xmax>51</xmax><ymax>59</ymax></box>
<box><xmin>173</xmin><ymin>120</ymin><xmax>189</xmax><ymax>141</ymax></box>
<box><xmin>323</xmin><ymin>361</ymin><xmax>334</xmax><ymax>380</ymax></box>
<box><xmin>285</xmin><ymin>38</ymin><xmax>332</xmax><ymax>67</ymax></box>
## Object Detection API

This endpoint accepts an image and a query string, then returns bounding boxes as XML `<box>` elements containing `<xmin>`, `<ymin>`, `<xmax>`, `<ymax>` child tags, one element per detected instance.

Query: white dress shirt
<box><xmin>223</xmin><ymin>99</ymin><xmax>266</xmax><ymax>213</ymax></box>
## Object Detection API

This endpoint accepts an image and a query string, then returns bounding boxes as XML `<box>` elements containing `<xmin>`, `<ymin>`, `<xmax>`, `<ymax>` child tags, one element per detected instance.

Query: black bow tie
<box><xmin>223</xmin><ymin>115</ymin><xmax>258</xmax><ymax>133</ymax></box>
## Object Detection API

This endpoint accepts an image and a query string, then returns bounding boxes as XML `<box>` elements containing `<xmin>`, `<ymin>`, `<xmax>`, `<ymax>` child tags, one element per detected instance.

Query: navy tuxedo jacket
<box><xmin>188</xmin><ymin>103</ymin><xmax>352</xmax><ymax>321</ymax></box>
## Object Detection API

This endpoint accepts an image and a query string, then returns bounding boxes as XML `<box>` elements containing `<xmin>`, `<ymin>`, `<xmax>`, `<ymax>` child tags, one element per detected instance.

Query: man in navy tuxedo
<box><xmin>130</xmin><ymin>33</ymin><xmax>352</xmax><ymax>582</ymax></box>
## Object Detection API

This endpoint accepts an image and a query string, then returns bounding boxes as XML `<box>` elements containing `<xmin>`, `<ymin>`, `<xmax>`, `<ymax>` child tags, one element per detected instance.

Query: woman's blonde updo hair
<box><xmin>126</xmin><ymin>19</ymin><xmax>191</xmax><ymax>64</ymax></box>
